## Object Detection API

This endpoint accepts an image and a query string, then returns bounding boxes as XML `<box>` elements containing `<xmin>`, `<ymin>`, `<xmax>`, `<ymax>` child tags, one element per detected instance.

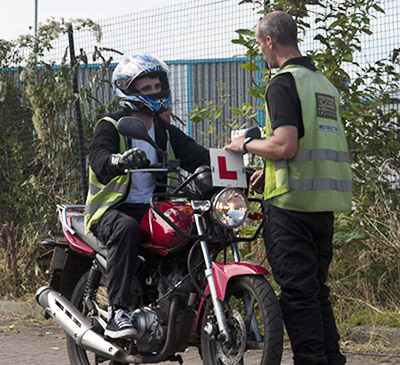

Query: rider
<box><xmin>84</xmin><ymin>55</ymin><xmax>210</xmax><ymax>340</ymax></box>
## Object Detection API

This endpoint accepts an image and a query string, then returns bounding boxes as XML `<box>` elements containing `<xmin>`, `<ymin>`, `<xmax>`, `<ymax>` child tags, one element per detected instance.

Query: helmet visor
<box><xmin>118</xmin><ymin>71</ymin><xmax>169</xmax><ymax>96</ymax></box>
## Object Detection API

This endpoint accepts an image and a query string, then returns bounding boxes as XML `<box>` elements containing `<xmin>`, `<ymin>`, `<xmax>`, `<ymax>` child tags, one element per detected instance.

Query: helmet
<box><xmin>112</xmin><ymin>55</ymin><xmax>171</xmax><ymax>115</ymax></box>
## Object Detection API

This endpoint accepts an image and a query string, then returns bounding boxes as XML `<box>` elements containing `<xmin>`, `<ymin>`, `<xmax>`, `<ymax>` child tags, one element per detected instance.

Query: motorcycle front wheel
<box><xmin>200</xmin><ymin>275</ymin><xmax>283</xmax><ymax>365</ymax></box>
<box><xmin>66</xmin><ymin>270</ymin><xmax>124</xmax><ymax>365</ymax></box>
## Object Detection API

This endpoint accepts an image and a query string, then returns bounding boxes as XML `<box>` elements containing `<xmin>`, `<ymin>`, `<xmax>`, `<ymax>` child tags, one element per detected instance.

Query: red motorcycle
<box><xmin>36</xmin><ymin>118</ymin><xmax>283</xmax><ymax>365</ymax></box>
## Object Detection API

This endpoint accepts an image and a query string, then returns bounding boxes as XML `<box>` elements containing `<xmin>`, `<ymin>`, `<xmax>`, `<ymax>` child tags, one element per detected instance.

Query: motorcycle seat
<box><xmin>70</xmin><ymin>215</ymin><xmax>108</xmax><ymax>258</ymax></box>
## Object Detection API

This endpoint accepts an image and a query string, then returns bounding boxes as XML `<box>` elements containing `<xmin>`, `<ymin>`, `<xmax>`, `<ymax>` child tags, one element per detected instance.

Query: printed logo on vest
<box><xmin>318</xmin><ymin>124</ymin><xmax>338</xmax><ymax>133</ymax></box>
<box><xmin>315</xmin><ymin>93</ymin><xmax>337</xmax><ymax>120</ymax></box>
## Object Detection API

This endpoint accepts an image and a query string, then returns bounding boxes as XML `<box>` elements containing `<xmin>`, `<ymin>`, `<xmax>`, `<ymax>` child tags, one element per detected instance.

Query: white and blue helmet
<box><xmin>112</xmin><ymin>55</ymin><xmax>171</xmax><ymax>115</ymax></box>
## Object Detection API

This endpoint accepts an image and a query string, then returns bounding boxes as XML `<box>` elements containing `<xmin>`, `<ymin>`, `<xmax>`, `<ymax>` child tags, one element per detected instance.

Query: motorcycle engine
<box><xmin>131</xmin><ymin>306</ymin><xmax>167</xmax><ymax>354</ymax></box>
<box><xmin>132</xmin><ymin>265</ymin><xmax>188</xmax><ymax>354</ymax></box>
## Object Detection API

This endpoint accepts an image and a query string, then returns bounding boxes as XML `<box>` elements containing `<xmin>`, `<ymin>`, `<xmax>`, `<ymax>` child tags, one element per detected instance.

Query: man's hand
<box><xmin>249</xmin><ymin>169</ymin><xmax>264</xmax><ymax>194</ymax></box>
<box><xmin>224</xmin><ymin>136</ymin><xmax>245</xmax><ymax>154</ymax></box>
<box><xmin>110</xmin><ymin>148</ymin><xmax>150</xmax><ymax>173</ymax></box>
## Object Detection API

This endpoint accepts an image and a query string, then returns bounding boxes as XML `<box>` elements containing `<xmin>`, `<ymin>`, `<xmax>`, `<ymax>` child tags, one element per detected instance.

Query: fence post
<box><xmin>68</xmin><ymin>25</ymin><xmax>88</xmax><ymax>202</ymax></box>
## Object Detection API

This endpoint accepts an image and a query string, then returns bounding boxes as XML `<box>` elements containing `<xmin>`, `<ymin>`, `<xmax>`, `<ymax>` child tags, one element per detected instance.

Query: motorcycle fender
<box><xmin>208</xmin><ymin>262</ymin><xmax>269</xmax><ymax>300</ymax></box>
<box><xmin>195</xmin><ymin>262</ymin><xmax>269</xmax><ymax>330</ymax></box>
<box><xmin>45</xmin><ymin>245</ymin><xmax>92</xmax><ymax>300</ymax></box>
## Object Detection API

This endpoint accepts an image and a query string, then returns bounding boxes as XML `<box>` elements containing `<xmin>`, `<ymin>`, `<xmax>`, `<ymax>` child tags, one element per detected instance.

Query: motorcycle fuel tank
<box><xmin>140</xmin><ymin>201</ymin><xmax>193</xmax><ymax>254</ymax></box>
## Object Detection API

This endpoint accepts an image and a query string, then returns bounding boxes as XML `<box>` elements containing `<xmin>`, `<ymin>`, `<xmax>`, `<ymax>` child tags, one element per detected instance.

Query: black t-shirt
<box><xmin>266</xmin><ymin>56</ymin><xmax>318</xmax><ymax>139</ymax></box>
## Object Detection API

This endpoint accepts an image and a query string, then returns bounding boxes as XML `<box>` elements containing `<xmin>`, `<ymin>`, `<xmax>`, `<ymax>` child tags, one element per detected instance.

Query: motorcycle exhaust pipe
<box><xmin>35</xmin><ymin>286</ymin><xmax>131</xmax><ymax>363</ymax></box>
<box><xmin>36</xmin><ymin>286</ymin><xmax>184</xmax><ymax>364</ymax></box>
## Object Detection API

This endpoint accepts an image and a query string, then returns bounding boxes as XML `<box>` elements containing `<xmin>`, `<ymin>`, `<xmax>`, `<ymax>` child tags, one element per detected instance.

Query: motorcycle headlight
<box><xmin>212</xmin><ymin>188</ymin><xmax>249</xmax><ymax>228</ymax></box>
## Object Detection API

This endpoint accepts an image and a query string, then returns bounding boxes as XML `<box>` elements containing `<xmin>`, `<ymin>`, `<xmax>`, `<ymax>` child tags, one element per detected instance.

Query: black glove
<box><xmin>110</xmin><ymin>148</ymin><xmax>150</xmax><ymax>173</ymax></box>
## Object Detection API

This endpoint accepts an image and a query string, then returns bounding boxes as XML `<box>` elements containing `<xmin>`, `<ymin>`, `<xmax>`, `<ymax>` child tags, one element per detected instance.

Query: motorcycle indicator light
<box><xmin>212</xmin><ymin>188</ymin><xmax>249</xmax><ymax>228</ymax></box>
<box><xmin>248</xmin><ymin>211</ymin><xmax>263</xmax><ymax>220</ymax></box>
<box><xmin>179</xmin><ymin>206</ymin><xmax>194</xmax><ymax>215</ymax></box>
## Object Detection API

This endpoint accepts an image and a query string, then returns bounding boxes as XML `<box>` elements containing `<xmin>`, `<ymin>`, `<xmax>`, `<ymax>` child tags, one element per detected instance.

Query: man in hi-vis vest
<box><xmin>85</xmin><ymin>55</ymin><xmax>209</xmax><ymax>340</ymax></box>
<box><xmin>224</xmin><ymin>12</ymin><xmax>351</xmax><ymax>365</ymax></box>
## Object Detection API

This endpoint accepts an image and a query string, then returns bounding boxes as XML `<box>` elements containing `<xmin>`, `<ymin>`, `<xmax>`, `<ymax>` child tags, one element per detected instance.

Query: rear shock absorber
<box><xmin>83</xmin><ymin>261</ymin><xmax>102</xmax><ymax>315</ymax></box>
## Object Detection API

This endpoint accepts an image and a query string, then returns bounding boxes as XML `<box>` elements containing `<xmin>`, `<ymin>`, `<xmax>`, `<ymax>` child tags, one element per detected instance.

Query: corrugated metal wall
<box><xmin>189</xmin><ymin>60</ymin><xmax>256</xmax><ymax>147</ymax></box>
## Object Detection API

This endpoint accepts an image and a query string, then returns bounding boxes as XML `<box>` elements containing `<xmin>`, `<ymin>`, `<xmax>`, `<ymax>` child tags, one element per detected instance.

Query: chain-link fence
<box><xmin>39</xmin><ymin>1</ymin><xmax>400</xmax><ymax>142</ymax></box>
<box><xmin>3</xmin><ymin>0</ymin><xmax>400</xmax><ymax>147</ymax></box>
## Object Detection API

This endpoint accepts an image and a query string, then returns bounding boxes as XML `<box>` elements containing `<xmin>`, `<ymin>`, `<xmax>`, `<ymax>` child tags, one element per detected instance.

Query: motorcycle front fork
<box><xmin>193</xmin><ymin>214</ymin><xmax>234</xmax><ymax>344</ymax></box>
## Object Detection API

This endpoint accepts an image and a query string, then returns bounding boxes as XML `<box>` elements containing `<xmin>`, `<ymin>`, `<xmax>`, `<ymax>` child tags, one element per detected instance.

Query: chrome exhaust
<box><xmin>35</xmin><ymin>286</ymin><xmax>130</xmax><ymax>362</ymax></box>
<box><xmin>36</xmin><ymin>286</ymin><xmax>182</xmax><ymax>363</ymax></box>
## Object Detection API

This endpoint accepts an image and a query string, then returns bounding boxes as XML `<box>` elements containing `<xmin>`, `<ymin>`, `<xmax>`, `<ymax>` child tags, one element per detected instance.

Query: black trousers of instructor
<box><xmin>93</xmin><ymin>203</ymin><xmax>149</xmax><ymax>309</ymax></box>
<box><xmin>262</xmin><ymin>201</ymin><xmax>346</xmax><ymax>365</ymax></box>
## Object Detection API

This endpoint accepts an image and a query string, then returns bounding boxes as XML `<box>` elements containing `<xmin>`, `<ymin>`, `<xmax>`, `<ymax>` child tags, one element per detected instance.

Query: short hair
<box><xmin>257</xmin><ymin>11</ymin><xmax>298</xmax><ymax>47</ymax></box>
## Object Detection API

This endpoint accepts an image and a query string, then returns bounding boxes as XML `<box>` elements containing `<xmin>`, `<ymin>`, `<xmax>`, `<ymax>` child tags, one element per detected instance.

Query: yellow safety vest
<box><xmin>263</xmin><ymin>65</ymin><xmax>352</xmax><ymax>212</ymax></box>
<box><xmin>84</xmin><ymin>117</ymin><xmax>178</xmax><ymax>233</ymax></box>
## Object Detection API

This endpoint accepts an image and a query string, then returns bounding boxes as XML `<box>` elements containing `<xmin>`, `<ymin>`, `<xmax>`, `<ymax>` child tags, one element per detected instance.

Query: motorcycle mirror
<box><xmin>118</xmin><ymin>117</ymin><xmax>167</xmax><ymax>157</ymax></box>
<box><xmin>243</xmin><ymin>126</ymin><xmax>262</xmax><ymax>140</ymax></box>
<box><xmin>194</xmin><ymin>165</ymin><xmax>211</xmax><ymax>174</ymax></box>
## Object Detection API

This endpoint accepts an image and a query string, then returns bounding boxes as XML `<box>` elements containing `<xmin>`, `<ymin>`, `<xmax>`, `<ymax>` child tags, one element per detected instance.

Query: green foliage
<box><xmin>188</xmin><ymin>81</ymin><xmax>248</xmax><ymax>147</ymax></box>
<box><xmin>0</xmin><ymin>19</ymin><xmax>116</xmax><ymax>296</ymax></box>
<box><xmin>0</xmin><ymin>78</ymin><xmax>34</xmax><ymax>223</ymax></box>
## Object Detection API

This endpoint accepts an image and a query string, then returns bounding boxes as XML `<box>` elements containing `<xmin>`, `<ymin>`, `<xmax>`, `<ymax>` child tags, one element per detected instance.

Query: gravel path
<box><xmin>1</xmin><ymin>303</ymin><xmax>399</xmax><ymax>364</ymax></box>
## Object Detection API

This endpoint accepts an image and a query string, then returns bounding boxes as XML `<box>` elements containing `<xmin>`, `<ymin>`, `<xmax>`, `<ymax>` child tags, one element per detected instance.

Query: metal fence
<box><xmin>46</xmin><ymin>0</ymin><xmax>264</xmax><ymax>147</ymax></box>
<box><xmin>51</xmin><ymin>0</ymin><xmax>400</xmax><ymax>146</ymax></box>
<box><xmin>5</xmin><ymin>0</ymin><xmax>400</xmax><ymax>147</ymax></box>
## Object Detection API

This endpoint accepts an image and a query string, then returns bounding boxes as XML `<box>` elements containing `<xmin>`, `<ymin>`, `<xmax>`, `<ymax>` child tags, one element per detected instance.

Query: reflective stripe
<box><xmin>104</xmin><ymin>180</ymin><xmax>128</xmax><ymax>194</ymax></box>
<box><xmin>89</xmin><ymin>179</ymin><xmax>128</xmax><ymax>195</ymax></box>
<box><xmin>294</xmin><ymin>149</ymin><xmax>350</xmax><ymax>163</ymax></box>
<box><xmin>275</xmin><ymin>150</ymin><xmax>350</xmax><ymax>171</ymax></box>
<box><xmin>89</xmin><ymin>183</ymin><xmax>101</xmax><ymax>195</ymax></box>
<box><xmin>85</xmin><ymin>116</ymin><xmax>130</xmax><ymax>234</ymax></box>
<box><xmin>289</xmin><ymin>177</ymin><xmax>352</xmax><ymax>192</ymax></box>
<box><xmin>275</xmin><ymin>160</ymin><xmax>288</xmax><ymax>171</ymax></box>
<box><xmin>85</xmin><ymin>201</ymin><xmax>116</xmax><ymax>215</ymax></box>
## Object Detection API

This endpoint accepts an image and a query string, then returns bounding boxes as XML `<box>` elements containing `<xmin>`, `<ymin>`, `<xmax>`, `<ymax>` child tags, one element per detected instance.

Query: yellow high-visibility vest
<box><xmin>263</xmin><ymin>65</ymin><xmax>352</xmax><ymax>212</ymax></box>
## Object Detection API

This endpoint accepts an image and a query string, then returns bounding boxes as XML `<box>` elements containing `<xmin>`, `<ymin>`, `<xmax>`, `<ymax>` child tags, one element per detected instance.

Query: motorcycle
<box><xmin>36</xmin><ymin>117</ymin><xmax>283</xmax><ymax>364</ymax></box>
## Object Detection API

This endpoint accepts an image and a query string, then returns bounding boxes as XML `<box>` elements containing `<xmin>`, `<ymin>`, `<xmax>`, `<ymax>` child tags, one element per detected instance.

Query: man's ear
<box><xmin>266</xmin><ymin>35</ymin><xmax>274</xmax><ymax>49</ymax></box>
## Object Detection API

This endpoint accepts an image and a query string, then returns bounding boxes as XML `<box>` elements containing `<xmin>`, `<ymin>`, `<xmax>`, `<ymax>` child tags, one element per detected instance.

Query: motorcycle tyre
<box><xmin>200</xmin><ymin>275</ymin><xmax>283</xmax><ymax>365</ymax></box>
<box><xmin>66</xmin><ymin>270</ymin><xmax>126</xmax><ymax>365</ymax></box>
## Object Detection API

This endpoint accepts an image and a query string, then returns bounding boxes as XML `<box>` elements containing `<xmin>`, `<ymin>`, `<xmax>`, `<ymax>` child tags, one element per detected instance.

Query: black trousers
<box><xmin>262</xmin><ymin>202</ymin><xmax>346</xmax><ymax>365</ymax></box>
<box><xmin>93</xmin><ymin>203</ymin><xmax>149</xmax><ymax>308</ymax></box>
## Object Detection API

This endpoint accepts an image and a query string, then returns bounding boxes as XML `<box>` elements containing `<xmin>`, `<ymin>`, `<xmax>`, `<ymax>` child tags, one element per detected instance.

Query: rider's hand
<box><xmin>110</xmin><ymin>148</ymin><xmax>150</xmax><ymax>173</ymax></box>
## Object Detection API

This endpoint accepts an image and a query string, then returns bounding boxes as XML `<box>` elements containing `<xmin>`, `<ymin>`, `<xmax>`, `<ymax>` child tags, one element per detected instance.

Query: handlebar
<box><xmin>124</xmin><ymin>167</ymin><xmax>170</xmax><ymax>174</ymax></box>
<box><xmin>124</xmin><ymin>160</ymin><xmax>180</xmax><ymax>174</ymax></box>
<box><xmin>126</xmin><ymin>162</ymin><xmax>263</xmax><ymax>244</ymax></box>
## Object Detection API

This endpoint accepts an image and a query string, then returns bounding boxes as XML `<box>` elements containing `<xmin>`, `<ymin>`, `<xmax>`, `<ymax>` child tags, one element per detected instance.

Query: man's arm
<box><xmin>168</xmin><ymin>123</ymin><xmax>210</xmax><ymax>172</ymax></box>
<box><xmin>224</xmin><ymin>125</ymin><xmax>298</xmax><ymax>160</ymax></box>
<box><xmin>90</xmin><ymin>120</ymin><xmax>123</xmax><ymax>185</ymax></box>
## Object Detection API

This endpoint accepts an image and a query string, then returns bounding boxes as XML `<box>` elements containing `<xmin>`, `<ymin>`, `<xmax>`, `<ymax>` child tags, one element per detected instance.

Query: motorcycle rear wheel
<box><xmin>66</xmin><ymin>270</ymin><xmax>124</xmax><ymax>365</ymax></box>
<box><xmin>200</xmin><ymin>275</ymin><xmax>283</xmax><ymax>365</ymax></box>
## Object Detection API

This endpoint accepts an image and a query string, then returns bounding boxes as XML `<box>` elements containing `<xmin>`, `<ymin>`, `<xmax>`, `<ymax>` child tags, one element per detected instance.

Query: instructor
<box><xmin>224</xmin><ymin>11</ymin><xmax>352</xmax><ymax>365</ymax></box>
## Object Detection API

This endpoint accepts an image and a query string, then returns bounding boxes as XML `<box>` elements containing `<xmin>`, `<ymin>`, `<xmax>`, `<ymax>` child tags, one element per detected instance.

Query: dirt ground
<box><xmin>1</xmin><ymin>307</ymin><xmax>400</xmax><ymax>364</ymax></box>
